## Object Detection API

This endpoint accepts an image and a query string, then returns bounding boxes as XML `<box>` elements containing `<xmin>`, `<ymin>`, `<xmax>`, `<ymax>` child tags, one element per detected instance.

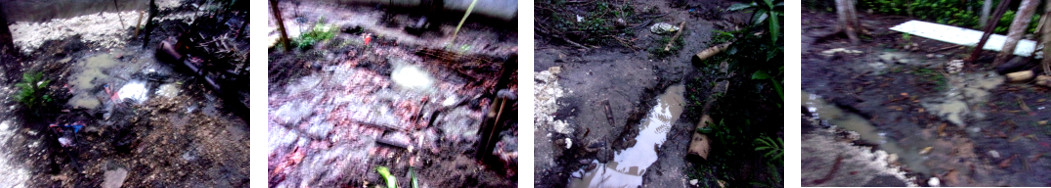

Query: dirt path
<box><xmin>803</xmin><ymin>9</ymin><xmax>1051</xmax><ymax>186</ymax></box>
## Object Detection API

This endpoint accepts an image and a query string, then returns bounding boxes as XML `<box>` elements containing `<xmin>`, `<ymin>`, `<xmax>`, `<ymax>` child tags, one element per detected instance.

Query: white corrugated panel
<box><xmin>890</xmin><ymin>20</ymin><xmax>1041</xmax><ymax>58</ymax></box>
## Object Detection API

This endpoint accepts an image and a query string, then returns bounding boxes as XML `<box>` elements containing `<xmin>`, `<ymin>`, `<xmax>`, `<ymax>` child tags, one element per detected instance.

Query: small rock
<box><xmin>615</xmin><ymin>18</ymin><xmax>627</xmax><ymax>28</ymax></box>
<box><xmin>1036</xmin><ymin>75</ymin><xmax>1051</xmax><ymax>88</ymax></box>
<box><xmin>690</xmin><ymin>179</ymin><xmax>698</xmax><ymax>185</ymax></box>
<box><xmin>1006</xmin><ymin>70</ymin><xmax>1035</xmax><ymax>82</ymax></box>
<box><xmin>928</xmin><ymin>177</ymin><xmax>940</xmax><ymax>187</ymax></box>
<box><xmin>820</xmin><ymin>48</ymin><xmax>862</xmax><ymax>57</ymax></box>
<box><xmin>102</xmin><ymin>168</ymin><xmax>129</xmax><ymax>188</ymax></box>
<box><xmin>565</xmin><ymin>138</ymin><xmax>572</xmax><ymax>149</ymax></box>
<box><xmin>945</xmin><ymin>59</ymin><xmax>964</xmax><ymax>74</ymax></box>
<box><xmin>650</xmin><ymin>22</ymin><xmax>680</xmax><ymax>34</ymax></box>
<box><xmin>989</xmin><ymin>150</ymin><xmax>1001</xmax><ymax>159</ymax></box>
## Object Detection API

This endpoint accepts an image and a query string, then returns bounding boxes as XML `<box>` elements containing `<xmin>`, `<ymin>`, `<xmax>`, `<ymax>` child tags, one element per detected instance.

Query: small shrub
<box><xmin>15</xmin><ymin>72</ymin><xmax>53</xmax><ymax>111</ymax></box>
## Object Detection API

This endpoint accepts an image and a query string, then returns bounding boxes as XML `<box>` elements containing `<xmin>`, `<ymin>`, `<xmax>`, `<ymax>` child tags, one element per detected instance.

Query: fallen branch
<box><xmin>663</xmin><ymin>21</ymin><xmax>686</xmax><ymax>51</ymax></box>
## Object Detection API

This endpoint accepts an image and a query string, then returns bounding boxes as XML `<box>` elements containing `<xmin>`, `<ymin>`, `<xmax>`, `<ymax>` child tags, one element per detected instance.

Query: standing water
<box><xmin>570</xmin><ymin>85</ymin><xmax>685</xmax><ymax>188</ymax></box>
<box><xmin>803</xmin><ymin>91</ymin><xmax>934</xmax><ymax>174</ymax></box>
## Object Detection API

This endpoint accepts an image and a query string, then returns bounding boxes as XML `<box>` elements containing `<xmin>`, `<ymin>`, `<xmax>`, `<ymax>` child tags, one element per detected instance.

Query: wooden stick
<box><xmin>695</xmin><ymin>42</ymin><xmax>734</xmax><ymax>61</ymax></box>
<box><xmin>664</xmin><ymin>21</ymin><xmax>686</xmax><ymax>51</ymax></box>
<box><xmin>967</xmin><ymin>0</ymin><xmax>1012</xmax><ymax>63</ymax></box>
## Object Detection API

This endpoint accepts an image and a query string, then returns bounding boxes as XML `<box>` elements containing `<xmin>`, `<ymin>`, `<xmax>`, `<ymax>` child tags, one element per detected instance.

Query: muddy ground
<box><xmin>802</xmin><ymin>8</ymin><xmax>1051</xmax><ymax>186</ymax></box>
<box><xmin>533</xmin><ymin>0</ymin><xmax>771</xmax><ymax>187</ymax></box>
<box><xmin>0</xmin><ymin>1</ymin><xmax>249</xmax><ymax>187</ymax></box>
<box><xmin>266</xmin><ymin>1</ymin><xmax>517</xmax><ymax>187</ymax></box>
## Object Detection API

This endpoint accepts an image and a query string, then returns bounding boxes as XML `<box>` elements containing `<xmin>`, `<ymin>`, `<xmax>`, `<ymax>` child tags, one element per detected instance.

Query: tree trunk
<box><xmin>1043</xmin><ymin>0</ymin><xmax>1051</xmax><ymax>75</ymax></box>
<box><xmin>0</xmin><ymin>4</ymin><xmax>16</xmax><ymax>55</ymax></box>
<box><xmin>270</xmin><ymin>0</ymin><xmax>292</xmax><ymax>52</ymax></box>
<box><xmin>836</xmin><ymin>0</ymin><xmax>860</xmax><ymax>44</ymax></box>
<box><xmin>995</xmin><ymin>0</ymin><xmax>1040</xmax><ymax>66</ymax></box>
<box><xmin>981</xmin><ymin>0</ymin><xmax>993</xmax><ymax>27</ymax></box>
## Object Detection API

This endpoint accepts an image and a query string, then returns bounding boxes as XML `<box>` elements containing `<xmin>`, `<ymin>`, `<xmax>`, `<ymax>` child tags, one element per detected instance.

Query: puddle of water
<box><xmin>72</xmin><ymin>54</ymin><xmax>119</xmax><ymax>91</ymax></box>
<box><xmin>922</xmin><ymin>71</ymin><xmax>1004</xmax><ymax>127</ymax></box>
<box><xmin>803</xmin><ymin>91</ymin><xmax>931</xmax><ymax>174</ymax></box>
<box><xmin>67</xmin><ymin>93</ymin><xmax>102</xmax><ymax>109</ymax></box>
<box><xmin>570</xmin><ymin>84</ymin><xmax>685</xmax><ymax>188</ymax></box>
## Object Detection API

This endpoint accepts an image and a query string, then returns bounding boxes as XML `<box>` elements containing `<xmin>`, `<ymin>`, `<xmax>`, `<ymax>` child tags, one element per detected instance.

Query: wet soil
<box><xmin>267</xmin><ymin>1</ymin><xmax>517</xmax><ymax>187</ymax></box>
<box><xmin>802</xmin><ymin>8</ymin><xmax>1051</xmax><ymax>186</ymax></box>
<box><xmin>533</xmin><ymin>0</ymin><xmax>760</xmax><ymax>187</ymax></box>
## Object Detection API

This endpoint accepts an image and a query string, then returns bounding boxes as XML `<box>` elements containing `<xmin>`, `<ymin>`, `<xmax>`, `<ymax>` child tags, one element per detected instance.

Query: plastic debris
<box><xmin>650</xmin><ymin>22</ymin><xmax>680</xmax><ymax>34</ymax></box>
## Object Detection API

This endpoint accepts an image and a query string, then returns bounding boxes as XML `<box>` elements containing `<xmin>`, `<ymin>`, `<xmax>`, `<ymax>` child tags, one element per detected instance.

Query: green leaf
<box><xmin>751</xmin><ymin>71</ymin><xmax>771</xmax><ymax>80</ymax></box>
<box><xmin>376</xmin><ymin>166</ymin><xmax>397</xmax><ymax>188</ymax></box>
<box><xmin>410</xmin><ymin>167</ymin><xmax>419</xmax><ymax>188</ymax></box>
<box><xmin>727</xmin><ymin>3</ymin><xmax>755</xmax><ymax>11</ymax></box>
<box><xmin>768</xmin><ymin>13</ymin><xmax>780</xmax><ymax>44</ymax></box>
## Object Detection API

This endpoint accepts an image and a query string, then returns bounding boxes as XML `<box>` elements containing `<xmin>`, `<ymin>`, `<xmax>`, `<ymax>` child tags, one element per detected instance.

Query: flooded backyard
<box><xmin>0</xmin><ymin>0</ymin><xmax>249</xmax><ymax>187</ymax></box>
<box><xmin>803</xmin><ymin>8</ymin><xmax>1051</xmax><ymax>186</ymax></box>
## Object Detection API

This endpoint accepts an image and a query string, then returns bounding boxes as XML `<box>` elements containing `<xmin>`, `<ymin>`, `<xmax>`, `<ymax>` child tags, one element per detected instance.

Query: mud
<box><xmin>267</xmin><ymin>1</ymin><xmax>517</xmax><ymax>187</ymax></box>
<box><xmin>803</xmin><ymin>8</ymin><xmax>1051</xmax><ymax>186</ymax></box>
<box><xmin>532</xmin><ymin>0</ymin><xmax>758</xmax><ymax>187</ymax></box>
<box><xmin>0</xmin><ymin>1</ymin><xmax>250</xmax><ymax>187</ymax></box>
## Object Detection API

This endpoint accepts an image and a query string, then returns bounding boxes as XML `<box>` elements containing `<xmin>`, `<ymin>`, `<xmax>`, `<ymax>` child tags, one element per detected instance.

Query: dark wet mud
<box><xmin>802</xmin><ymin>8</ymin><xmax>1051</xmax><ymax>186</ymax></box>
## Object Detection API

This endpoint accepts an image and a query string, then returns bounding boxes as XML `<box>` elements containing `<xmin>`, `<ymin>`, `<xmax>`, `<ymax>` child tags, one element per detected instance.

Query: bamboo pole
<box><xmin>994</xmin><ymin>0</ymin><xmax>1040</xmax><ymax>66</ymax></box>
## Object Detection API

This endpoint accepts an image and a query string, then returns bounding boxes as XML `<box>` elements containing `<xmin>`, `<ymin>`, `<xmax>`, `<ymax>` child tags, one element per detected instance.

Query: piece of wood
<box><xmin>968</xmin><ymin>0</ymin><xmax>1013</xmax><ymax>63</ymax></box>
<box><xmin>663</xmin><ymin>21</ymin><xmax>686</xmax><ymax>51</ymax></box>
<box><xmin>0</xmin><ymin>2</ymin><xmax>16</xmax><ymax>55</ymax></box>
<box><xmin>269</xmin><ymin>0</ymin><xmax>292</xmax><ymax>52</ymax></box>
<box><xmin>694</xmin><ymin>42</ymin><xmax>733</xmax><ymax>61</ymax></box>
<box><xmin>995</xmin><ymin>0</ymin><xmax>1041</xmax><ymax>66</ymax></box>
<box><xmin>142</xmin><ymin>0</ymin><xmax>158</xmax><ymax>48</ymax></box>
<box><xmin>1043</xmin><ymin>0</ymin><xmax>1051</xmax><ymax>75</ymax></box>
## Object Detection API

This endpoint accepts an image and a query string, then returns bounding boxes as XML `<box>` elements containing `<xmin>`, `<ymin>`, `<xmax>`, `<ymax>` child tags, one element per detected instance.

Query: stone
<box><xmin>102</xmin><ymin>168</ymin><xmax>129</xmax><ymax>188</ymax></box>
<box><xmin>690</xmin><ymin>179</ymin><xmax>698</xmax><ymax>185</ymax></box>
<box><xmin>1036</xmin><ymin>75</ymin><xmax>1051</xmax><ymax>88</ymax></box>
<box><xmin>1006</xmin><ymin>70</ymin><xmax>1034</xmax><ymax>82</ymax></box>
<box><xmin>945</xmin><ymin>59</ymin><xmax>964</xmax><ymax>74</ymax></box>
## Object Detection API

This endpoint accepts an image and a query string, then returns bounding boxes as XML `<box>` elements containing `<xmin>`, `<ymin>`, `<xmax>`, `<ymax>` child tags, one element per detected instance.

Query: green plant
<box><xmin>15</xmin><ymin>72</ymin><xmax>53</xmax><ymax>111</ymax></box>
<box><xmin>728</xmin><ymin>0</ymin><xmax>784</xmax><ymax>45</ymax></box>
<box><xmin>375</xmin><ymin>166</ymin><xmax>396</xmax><ymax>188</ymax></box>
<box><xmin>648</xmin><ymin>34</ymin><xmax>684</xmax><ymax>59</ymax></box>
<box><xmin>910</xmin><ymin>68</ymin><xmax>948</xmax><ymax>91</ymax></box>
<box><xmin>293</xmin><ymin>22</ymin><xmax>336</xmax><ymax>50</ymax></box>
<box><xmin>751</xmin><ymin>66</ymin><xmax>783</xmax><ymax>106</ymax></box>
<box><xmin>754</xmin><ymin>136</ymin><xmax>783</xmax><ymax>164</ymax></box>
